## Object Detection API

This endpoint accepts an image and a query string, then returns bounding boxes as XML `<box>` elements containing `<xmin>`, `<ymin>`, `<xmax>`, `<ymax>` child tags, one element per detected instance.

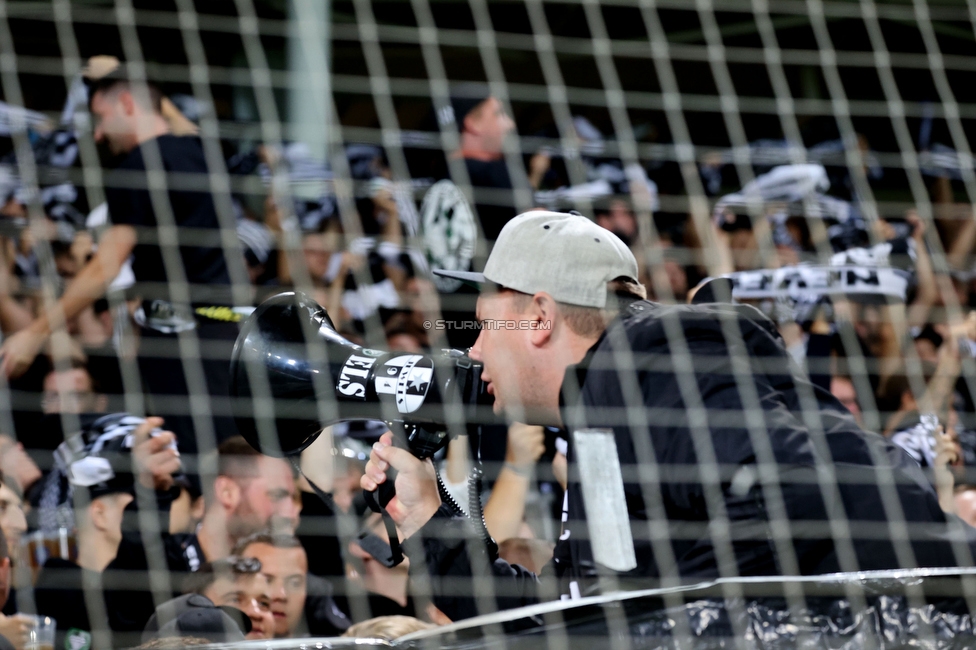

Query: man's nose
<box><xmin>93</xmin><ymin>125</ymin><xmax>104</xmax><ymax>143</ymax></box>
<box><xmin>278</xmin><ymin>496</ymin><xmax>299</xmax><ymax>521</ymax></box>
<box><xmin>246</xmin><ymin>599</ymin><xmax>262</xmax><ymax>619</ymax></box>
<box><xmin>272</xmin><ymin>506</ymin><xmax>299</xmax><ymax>534</ymax></box>
<box><xmin>11</xmin><ymin>508</ymin><xmax>26</xmax><ymax>534</ymax></box>
<box><xmin>271</xmin><ymin>581</ymin><xmax>287</xmax><ymax>601</ymax></box>
<box><xmin>469</xmin><ymin>333</ymin><xmax>484</xmax><ymax>362</ymax></box>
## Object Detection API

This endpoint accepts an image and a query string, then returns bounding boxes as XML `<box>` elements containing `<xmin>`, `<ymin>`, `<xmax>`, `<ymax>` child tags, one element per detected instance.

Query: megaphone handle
<box><xmin>377</xmin><ymin>467</ymin><xmax>397</xmax><ymax>507</ymax></box>
<box><xmin>363</xmin><ymin>468</ymin><xmax>404</xmax><ymax>567</ymax></box>
<box><xmin>364</xmin><ymin>464</ymin><xmax>398</xmax><ymax>511</ymax></box>
<box><xmin>368</xmin><ymin>423</ymin><xmax>406</xmax><ymax>510</ymax></box>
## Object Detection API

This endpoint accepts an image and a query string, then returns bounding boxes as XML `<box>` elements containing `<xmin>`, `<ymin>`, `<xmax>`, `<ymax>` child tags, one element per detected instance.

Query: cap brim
<box><xmin>216</xmin><ymin>606</ymin><xmax>253</xmax><ymax>635</ymax></box>
<box><xmin>691</xmin><ymin>277</ymin><xmax>735</xmax><ymax>304</ymax></box>
<box><xmin>432</xmin><ymin>269</ymin><xmax>486</xmax><ymax>288</ymax></box>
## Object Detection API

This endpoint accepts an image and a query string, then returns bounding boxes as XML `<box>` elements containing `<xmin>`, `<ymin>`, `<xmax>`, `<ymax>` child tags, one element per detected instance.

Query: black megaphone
<box><xmin>229</xmin><ymin>291</ymin><xmax>495</xmax><ymax>459</ymax></box>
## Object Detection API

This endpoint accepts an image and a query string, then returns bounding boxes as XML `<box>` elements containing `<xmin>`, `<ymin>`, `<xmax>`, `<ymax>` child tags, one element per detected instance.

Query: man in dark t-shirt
<box><xmin>100</xmin><ymin>122</ymin><xmax>241</xmax><ymax>455</ymax></box>
<box><xmin>424</xmin><ymin>93</ymin><xmax>520</xmax><ymax>350</ymax></box>
<box><xmin>452</xmin><ymin>93</ymin><xmax>518</xmax><ymax>244</ymax></box>
<box><xmin>0</xmin><ymin>70</ymin><xmax>242</xmax><ymax>453</ymax></box>
<box><xmin>103</xmin><ymin>135</ymin><xmax>232</xmax><ymax>298</ymax></box>
<box><xmin>0</xmin><ymin>72</ymin><xmax>246</xmax><ymax>453</ymax></box>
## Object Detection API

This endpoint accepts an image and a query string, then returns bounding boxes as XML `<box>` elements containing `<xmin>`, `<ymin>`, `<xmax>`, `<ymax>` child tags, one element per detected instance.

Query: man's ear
<box><xmin>119</xmin><ymin>89</ymin><xmax>136</xmax><ymax>116</ymax></box>
<box><xmin>900</xmin><ymin>389</ymin><xmax>916</xmax><ymax>412</ymax></box>
<box><xmin>214</xmin><ymin>476</ymin><xmax>241</xmax><ymax>512</ymax></box>
<box><xmin>88</xmin><ymin>498</ymin><xmax>107</xmax><ymax>532</ymax></box>
<box><xmin>462</xmin><ymin>110</ymin><xmax>482</xmax><ymax>136</ymax></box>
<box><xmin>529</xmin><ymin>293</ymin><xmax>556</xmax><ymax>347</ymax></box>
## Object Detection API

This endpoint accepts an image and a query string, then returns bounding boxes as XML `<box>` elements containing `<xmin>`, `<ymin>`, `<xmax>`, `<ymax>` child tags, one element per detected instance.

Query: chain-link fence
<box><xmin>1</xmin><ymin>1</ymin><xmax>976</xmax><ymax>648</ymax></box>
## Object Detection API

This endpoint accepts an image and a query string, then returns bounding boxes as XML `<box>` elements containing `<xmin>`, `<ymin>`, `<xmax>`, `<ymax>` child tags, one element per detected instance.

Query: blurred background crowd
<box><xmin>0</xmin><ymin>2</ymin><xmax>975</xmax><ymax>647</ymax></box>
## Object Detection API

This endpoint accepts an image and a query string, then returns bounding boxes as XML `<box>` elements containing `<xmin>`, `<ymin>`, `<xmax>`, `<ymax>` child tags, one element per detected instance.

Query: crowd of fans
<box><xmin>0</xmin><ymin>53</ymin><xmax>973</xmax><ymax>648</ymax></box>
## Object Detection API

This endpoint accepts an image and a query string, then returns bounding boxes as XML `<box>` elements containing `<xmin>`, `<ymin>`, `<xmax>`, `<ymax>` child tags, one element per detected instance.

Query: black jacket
<box><xmin>416</xmin><ymin>301</ymin><xmax>976</xmax><ymax>621</ymax></box>
<box><xmin>102</xmin><ymin>531</ymin><xmax>204</xmax><ymax>647</ymax></box>
<box><xmin>34</xmin><ymin>558</ymin><xmax>101</xmax><ymax>649</ymax></box>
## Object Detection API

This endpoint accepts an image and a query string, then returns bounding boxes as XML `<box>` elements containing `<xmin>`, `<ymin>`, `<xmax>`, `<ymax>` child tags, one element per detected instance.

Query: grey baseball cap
<box><xmin>433</xmin><ymin>210</ymin><xmax>639</xmax><ymax>308</ymax></box>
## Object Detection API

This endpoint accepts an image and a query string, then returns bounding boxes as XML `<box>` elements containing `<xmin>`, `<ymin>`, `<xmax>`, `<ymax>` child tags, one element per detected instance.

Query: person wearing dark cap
<box><xmin>33</xmin><ymin>413</ymin><xmax>180</xmax><ymax>650</ymax></box>
<box><xmin>362</xmin><ymin>210</ymin><xmax>976</xmax><ymax>623</ymax></box>
<box><xmin>142</xmin><ymin>592</ymin><xmax>251</xmax><ymax>645</ymax></box>
<box><xmin>180</xmin><ymin>557</ymin><xmax>274</xmax><ymax>640</ymax></box>
<box><xmin>440</xmin><ymin>89</ymin><xmax>550</xmax><ymax>240</ymax></box>
<box><xmin>234</xmin><ymin>531</ymin><xmax>351</xmax><ymax>638</ymax></box>
<box><xmin>0</xmin><ymin>60</ymin><xmax>244</xmax><ymax>456</ymax></box>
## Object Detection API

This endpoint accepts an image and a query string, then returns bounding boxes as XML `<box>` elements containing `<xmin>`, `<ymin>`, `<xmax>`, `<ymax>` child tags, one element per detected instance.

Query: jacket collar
<box><xmin>557</xmin><ymin>299</ymin><xmax>653</xmax><ymax>418</ymax></box>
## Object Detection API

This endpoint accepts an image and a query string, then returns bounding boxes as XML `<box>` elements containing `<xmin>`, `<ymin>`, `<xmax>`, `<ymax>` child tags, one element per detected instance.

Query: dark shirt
<box><xmin>334</xmin><ymin>593</ymin><xmax>416</xmax><ymax>622</ymax></box>
<box><xmin>434</xmin><ymin>157</ymin><xmax>516</xmax><ymax>349</ymax></box>
<box><xmin>104</xmin><ymin>134</ymin><xmax>233</xmax><ymax>305</ymax></box>
<box><xmin>110</xmin><ymin>508</ymin><xmax>350</xmax><ymax>640</ymax></box>
<box><xmin>424</xmin><ymin>158</ymin><xmax>516</xmax><ymax>349</ymax></box>
<box><xmin>103</xmin><ymin>530</ymin><xmax>204</xmax><ymax>645</ymax></box>
<box><xmin>363</xmin><ymin>594</ymin><xmax>415</xmax><ymax>619</ymax></box>
<box><xmin>464</xmin><ymin>157</ymin><xmax>516</xmax><ymax>244</ymax></box>
<box><xmin>332</xmin><ymin>591</ymin><xmax>415</xmax><ymax>624</ymax></box>
<box><xmin>303</xmin><ymin>575</ymin><xmax>353</xmax><ymax>635</ymax></box>
<box><xmin>296</xmin><ymin>491</ymin><xmax>345</xmax><ymax>579</ymax></box>
<box><xmin>34</xmin><ymin>557</ymin><xmax>101</xmax><ymax>648</ymax></box>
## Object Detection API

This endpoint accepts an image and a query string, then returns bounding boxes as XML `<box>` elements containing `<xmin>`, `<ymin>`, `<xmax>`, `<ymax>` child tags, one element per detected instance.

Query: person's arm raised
<box><xmin>484</xmin><ymin>423</ymin><xmax>545</xmax><ymax>542</ymax></box>
<box><xmin>0</xmin><ymin>236</ymin><xmax>33</xmax><ymax>334</ymax></box>
<box><xmin>906</xmin><ymin>211</ymin><xmax>938</xmax><ymax>330</ymax></box>
<box><xmin>0</xmin><ymin>224</ymin><xmax>135</xmax><ymax>378</ymax></box>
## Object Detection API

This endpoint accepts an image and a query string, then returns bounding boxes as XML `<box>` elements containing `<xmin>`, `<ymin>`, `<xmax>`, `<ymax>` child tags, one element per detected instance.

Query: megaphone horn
<box><xmin>229</xmin><ymin>292</ymin><xmax>494</xmax><ymax>457</ymax></box>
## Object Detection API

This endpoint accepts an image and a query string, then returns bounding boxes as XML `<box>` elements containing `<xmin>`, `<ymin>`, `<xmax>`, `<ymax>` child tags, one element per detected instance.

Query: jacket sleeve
<box><xmin>413</xmin><ymin>503</ymin><xmax>543</xmax><ymax>622</ymax></box>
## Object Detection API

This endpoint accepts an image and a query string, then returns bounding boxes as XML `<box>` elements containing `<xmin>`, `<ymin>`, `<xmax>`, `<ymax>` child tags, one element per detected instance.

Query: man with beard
<box><xmin>105</xmin><ymin>436</ymin><xmax>299</xmax><ymax>641</ymax></box>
